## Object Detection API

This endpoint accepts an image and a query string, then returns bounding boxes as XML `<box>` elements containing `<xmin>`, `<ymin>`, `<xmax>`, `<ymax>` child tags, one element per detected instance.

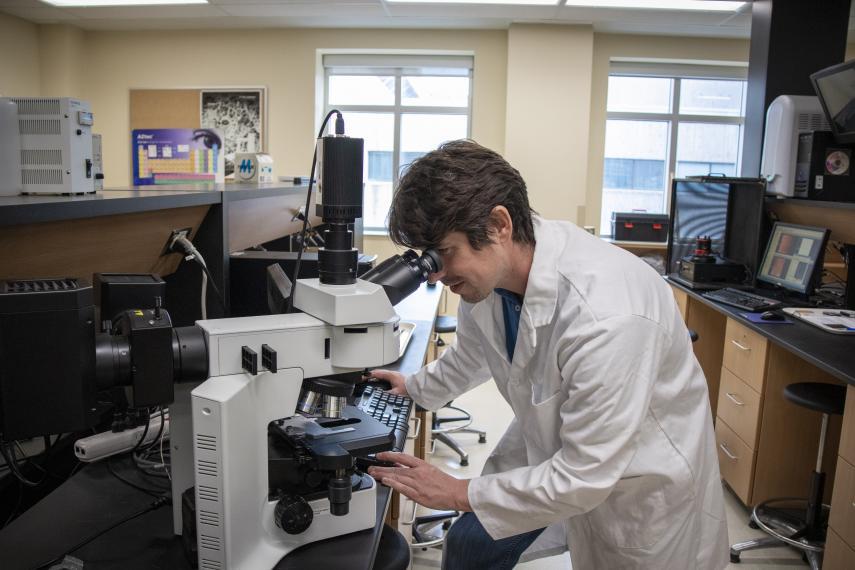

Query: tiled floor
<box><xmin>405</xmin><ymin>377</ymin><xmax>808</xmax><ymax>569</ymax></box>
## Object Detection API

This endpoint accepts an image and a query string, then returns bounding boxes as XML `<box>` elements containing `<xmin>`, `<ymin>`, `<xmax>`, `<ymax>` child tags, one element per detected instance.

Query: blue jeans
<box><xmin>443</xmin><ymin>512</ymin><xmax>545</xmax><ymax>570</ymax></box>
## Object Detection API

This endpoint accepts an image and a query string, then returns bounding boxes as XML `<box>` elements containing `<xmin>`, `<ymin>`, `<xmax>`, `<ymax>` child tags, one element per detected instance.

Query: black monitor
<box><xmin>667</xmin><ymin>180</ymin><xmax>729</xmax><ymax>274</ymax></box>
<box><xmin>666</xmin><ymin>178</ymin><xmax>769</xmax><ymax>281</ymax></box>
<box><xmin>756</xmin><ymin>222</ymin><xmax>830</xmax><ymax>296</ymax></box>
<box><xmin>811</xmin><ymin>59</ymin><xmax>855</xmax><ymax>144</ymax></box>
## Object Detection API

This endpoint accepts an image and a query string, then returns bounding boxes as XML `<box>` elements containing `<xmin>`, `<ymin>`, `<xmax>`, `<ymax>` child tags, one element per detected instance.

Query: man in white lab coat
<box><xmin>367</xmin><ymin>140</ymin><xmax>728</xmax><ymax>569</ymax></box>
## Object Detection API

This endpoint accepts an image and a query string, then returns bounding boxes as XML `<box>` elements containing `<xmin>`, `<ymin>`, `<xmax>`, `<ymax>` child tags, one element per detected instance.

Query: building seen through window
<box><xmin>601</xmin><ymin>72</ymin><xmax>746</xmax><ymax>235</ymax></box>
<box><xmin>324</xmin><ymin>56</ymin><xmax>472</xmax><ymax>232</ymax></box>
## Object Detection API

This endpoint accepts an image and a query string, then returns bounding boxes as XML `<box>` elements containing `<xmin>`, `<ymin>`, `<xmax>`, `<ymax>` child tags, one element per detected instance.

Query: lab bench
<box><xmin>670</xmin><ymin>281</ymin><xmax>855</xmax><ymax>568</ymax></box>
<box><xmin>0</xmin><ymin>185</ymin><xmax>444</xmax><ymax>569</ymax></box>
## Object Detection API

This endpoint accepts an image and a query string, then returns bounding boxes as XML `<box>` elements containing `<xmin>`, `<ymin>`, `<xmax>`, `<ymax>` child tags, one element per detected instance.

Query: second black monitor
<box><xmin>756</xmin><ymin>222</ymin><xmax>830</xmax><ymax>295</ymax></box>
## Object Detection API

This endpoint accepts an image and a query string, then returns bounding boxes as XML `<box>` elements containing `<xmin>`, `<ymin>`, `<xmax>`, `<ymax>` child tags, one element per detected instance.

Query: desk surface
<box><xmin>0</xmin><ymin>183</ymin><xmax>308</xmax><ymax>227</ymax></box>
<box><xmin>670</xmin><ymin>279</ymin><xmax>855</xmax><ymax>386</ymax></box>
<box><xmin>0</xmin><ymin>283</ymin><xmax>442</xmax><ymax>570</ymax></box>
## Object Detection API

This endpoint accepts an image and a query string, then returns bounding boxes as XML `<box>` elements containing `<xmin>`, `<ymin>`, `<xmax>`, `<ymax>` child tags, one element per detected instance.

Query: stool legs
<box><xmin>730</xmin><ymin>412</ymin><xmax>832</xmax><ymax>565</ymax></box>
<box><xmin>434</xmin><ymin>432</ymin><xmax>469</xmax><ymax>466</ymax></box>
<box><xmin>730</xmin><ymin>536</ymin><xmax>788</xmax><ymax>560</ymax></box>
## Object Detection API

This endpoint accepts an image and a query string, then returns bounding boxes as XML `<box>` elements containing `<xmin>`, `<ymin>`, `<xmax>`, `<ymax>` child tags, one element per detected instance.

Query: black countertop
<box><xmin>0</xmin><ymin>283</ymin><xmax>442</xmax><ymax>570</ymax></box>
<box><xmin>0</xmin><ymin>183</ymin><xmax>309</xmax><ymax>227</ymax></box>
<box><xmin>670</xmin><ymin>279</ymin><xmax>855</xmax><ymax>386</ymax></box>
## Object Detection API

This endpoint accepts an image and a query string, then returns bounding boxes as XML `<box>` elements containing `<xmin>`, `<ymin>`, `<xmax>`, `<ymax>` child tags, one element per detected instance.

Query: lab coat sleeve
<box><xmin>467</xmin><ymin>314</ymin><xmax>669</xmax><ymax>539</ymax></box>
<box><xmin>404</xmin><ymin>302</ymin><xmax>493</xmax><ymax>411</ymax></box>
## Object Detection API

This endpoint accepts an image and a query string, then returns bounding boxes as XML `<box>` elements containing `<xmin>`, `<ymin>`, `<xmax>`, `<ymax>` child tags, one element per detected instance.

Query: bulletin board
<box><xmin>130</xmin><ymin>89</ymin><xmax>201</xmax><ymax>131</ymax></box>
<box><xmin>130</xmin><ymin>88</ymin><xmax>266</xmax><ymax>177</ymax></box>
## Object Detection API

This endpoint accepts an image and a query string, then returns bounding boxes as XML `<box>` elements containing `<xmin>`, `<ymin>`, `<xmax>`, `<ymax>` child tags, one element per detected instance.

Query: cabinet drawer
<box><xmin>715</xmin><ymin>419</ymin><xmax>755</xmax><ymax>505</ymax></box>
<box><xmin>830</xmin><ymin>456</ymin><xmax>855</xmax><ymax>549</ymax></box>
<box><xmin>824</xmin><ymin>527</ymin><xmax>855</xmax><ymax>570</ymax></box>
<box><xmin>722</xmin><ymin>319</ymin><xmax>768</xmax><ymax>392</ymax></box>
<box><xmin>839</xmin><ymin>386</ymin><xmax>855</xmax><ymax>465</ymax></box>
<box><xmin>717</xmin><ymin>368</ymin><xmax>762</xmax><ymax>449</ymax></box>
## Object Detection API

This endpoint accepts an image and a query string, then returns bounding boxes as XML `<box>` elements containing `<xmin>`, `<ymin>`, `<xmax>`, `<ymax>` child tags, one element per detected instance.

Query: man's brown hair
<box><xmin>388</xmin><ymin>140</ymin><xmax>536</xmax><ymax>250</ymax></box>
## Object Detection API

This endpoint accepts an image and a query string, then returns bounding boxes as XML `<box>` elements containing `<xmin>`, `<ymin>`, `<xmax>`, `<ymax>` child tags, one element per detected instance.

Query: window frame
<box><xmin>323</xmin><ymin>63</ymin><xmax>473</xmax><ymax>234</ymax></box>
<box><xmin>602</xmin><ymin>64</ymin><xmax>748</xmax><ymax>233</ymax></box>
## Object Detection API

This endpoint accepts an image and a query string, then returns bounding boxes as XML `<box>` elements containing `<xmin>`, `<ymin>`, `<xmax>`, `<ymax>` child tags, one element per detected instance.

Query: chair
<box><xmin>432</xmin><ymin>315</ymin><xmax>486</xmax><ymax>467</ymax></box>
<box><xmin>372</xmin><ymin>524</ymin><xmax>411</xmax><ymax>570</ymax></box>
<box><xmin>730</xmin><ymin>382</ymin><xmax>846</xmax><ymax>569</ymax></box>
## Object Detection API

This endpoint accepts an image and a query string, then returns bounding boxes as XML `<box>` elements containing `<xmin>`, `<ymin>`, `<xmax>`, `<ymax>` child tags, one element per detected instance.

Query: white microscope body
<box><xmin>171</xmin><ymin>279</ymin><xmax>402</xmax><ymax>569</ymax></box>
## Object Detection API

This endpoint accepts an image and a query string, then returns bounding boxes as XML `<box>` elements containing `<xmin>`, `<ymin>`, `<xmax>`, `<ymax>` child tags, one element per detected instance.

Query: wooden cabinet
<box><xmin>718</xmin><ymin>368</ymin><xmax>763</xmax><ymax>449</ymax></box>
<box><xmin>668</xmin><ymin>296</ymin><xmax>844</xmax><ymax>509</ymax></box>
<box><xmin>824</xmin><ymin>527</ymin><xmax>855</xmax><ymax>570</ymax></box>
<box><xmin>825</xmin><ymin>386</ymin><xmax>855</xmax><ymax>568</ymax></box>
<box><xmin>830</xmin><ymin>456</ymin><xmax>855</xmax><ymax>548</ymax></box>
<box><xmin>672</xmin><ymin>286</ymin><xmax>688</xmax><ymax>321</ymax></box>
<box><xmin>722</xmin><ymin>319</ymin><xmax>768</xmax><ymax>393</ymax></box>
<box><xmin>670</xmin><ymin>285</ymin><xmax>727</xmax><ymax>417</ymax></box>
<box><xmin>715</xmin><ymin>420</ymin><xmax>756</xmax><ymax>504</ymax></box>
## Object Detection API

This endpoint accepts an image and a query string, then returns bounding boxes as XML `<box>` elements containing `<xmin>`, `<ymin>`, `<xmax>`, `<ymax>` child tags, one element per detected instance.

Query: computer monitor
<box><xmin>811</xmin><ymin>59</ymin><xmax>855</xmax><ymax>144</ymax></box>
<box><xmin>667</xmin><ymin>180</ymin><xmax>729</xmax><ymax>275</ymax></box>
<box><xmin>666</xmin><ymin>178</ymin><xmax>769</xmax><ymax>280</ymax></box>
<box><xmin>756</xmin><ymin>222</ymin><xmax>830</xmax><ymax>295</ymax></box>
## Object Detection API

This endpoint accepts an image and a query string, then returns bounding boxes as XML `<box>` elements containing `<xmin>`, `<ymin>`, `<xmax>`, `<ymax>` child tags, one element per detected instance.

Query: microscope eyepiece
<box><xmin>360</xmin><ymin>249</ymin><xmax>442</xmax><ymax>306</ymax></box>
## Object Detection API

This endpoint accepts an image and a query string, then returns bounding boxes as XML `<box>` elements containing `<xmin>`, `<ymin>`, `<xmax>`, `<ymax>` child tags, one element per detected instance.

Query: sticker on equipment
<box><xmin>825</xmin><ymin>150</ymin><xmax>850</xmax><ymax>176</ymax></box>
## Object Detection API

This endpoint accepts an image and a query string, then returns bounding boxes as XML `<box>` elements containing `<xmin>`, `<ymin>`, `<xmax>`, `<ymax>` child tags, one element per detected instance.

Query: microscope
<box><xmin>0</xmin><ymin>129</ymin><xmax>440</xmax><ymax>569</ymax></box>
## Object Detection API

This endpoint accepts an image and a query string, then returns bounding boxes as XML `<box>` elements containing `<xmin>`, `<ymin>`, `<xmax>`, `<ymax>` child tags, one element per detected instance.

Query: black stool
<box><xmin>434</xmin><ymin>315</ymin><xmax>457</xmax><ymax>347</ymax></box>
<box><xmin>372</xmin><ymin>524</ymin><xmax>411</xmax><ymax>570</ymax></box>
<box><xmin>410</xmin><ymin>510</ymin><xmax>459</xmax><ymax>550</ymax></box>
<box><xmin>431</xmin><ymin>315</ymin><xmax>486</xmax><ymax>467</ymax></box>
<box><xmin>730</xmin><ymin>382</ymin><xmax>846</xmax><ymax>569</ymax></box>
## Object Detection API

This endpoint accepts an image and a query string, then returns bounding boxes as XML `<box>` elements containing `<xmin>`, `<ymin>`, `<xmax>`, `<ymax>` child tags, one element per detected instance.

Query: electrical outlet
<box><xmin>160</xmin><ymin>227</ymin><xmax>192</xmax><ymax>257</ymax></box>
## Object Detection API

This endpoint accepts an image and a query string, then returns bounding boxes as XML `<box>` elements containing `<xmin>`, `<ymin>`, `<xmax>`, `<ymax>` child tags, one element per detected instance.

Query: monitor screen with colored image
<box><xmin>757</xmin><ymin>222</ymin><xmax>830</xmax><ymax>295</ymax></box>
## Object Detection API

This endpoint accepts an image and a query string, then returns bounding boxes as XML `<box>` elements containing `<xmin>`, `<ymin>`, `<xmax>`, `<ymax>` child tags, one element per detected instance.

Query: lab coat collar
<box><xmin>520</xmin><ymin>216</ymin><xmax>561</xmax><ymax>329</ymax></box>
<box><xmin>467</xmin><ymin>216</ymin><xmax>564</xmax><ymax>368</ymax></box>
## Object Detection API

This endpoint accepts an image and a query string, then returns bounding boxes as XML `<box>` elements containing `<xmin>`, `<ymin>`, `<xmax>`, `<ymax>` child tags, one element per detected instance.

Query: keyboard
<box><xmin>356</xmin><ymin>385</ymin><xmax>412</xmax><ymax>452</ymax></box>
<box><xmin>702</xmin><ymin>288</ymin><xmax>782</xmax><ymax>312</ymax></box>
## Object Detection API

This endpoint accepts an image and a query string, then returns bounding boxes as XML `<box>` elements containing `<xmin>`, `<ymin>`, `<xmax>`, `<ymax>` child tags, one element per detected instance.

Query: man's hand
<box><xmin>367</xmin><ymin>452</ymin><xmax>472</xmax><ymax>512</ymax></box>
<box><xmin>367</xmin><ymin>369</ymin><xmax>408</xmax><ymax>396</ymax></box>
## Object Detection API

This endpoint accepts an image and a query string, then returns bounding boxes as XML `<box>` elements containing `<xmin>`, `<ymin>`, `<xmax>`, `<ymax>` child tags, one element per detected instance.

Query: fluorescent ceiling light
<box><xmin>387</xmin><ymin>0</ymin><xmax>561</xmax><ymax>5</ymax></box>
<box><xmin>42</xmin><ymin>0</ymin><xmax>207</xmax><ymax>6</ymax></box>
<box><xmin>562</xmin><ymin>1</ymin><xmax>745</xmax><ymax>11</ymax></box>
<box><xmin>388</xmin><ymin>0</ymin><xmax>745</xmax><ymax>9</ymax></box>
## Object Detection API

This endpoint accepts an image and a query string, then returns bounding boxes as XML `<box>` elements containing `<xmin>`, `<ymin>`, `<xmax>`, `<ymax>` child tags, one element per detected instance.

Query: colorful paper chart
<box><xmin>132</xmin><ymin>128</ymin><xmax>224</xmax><ymax>186</ymax></box>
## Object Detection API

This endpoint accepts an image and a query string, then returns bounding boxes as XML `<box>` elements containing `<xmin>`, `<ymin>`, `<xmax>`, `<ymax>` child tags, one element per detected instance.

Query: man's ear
<box><xmin>488</xmin><ymin>206</ymin><xmax>513</xmax><ymax>244</ymax></box>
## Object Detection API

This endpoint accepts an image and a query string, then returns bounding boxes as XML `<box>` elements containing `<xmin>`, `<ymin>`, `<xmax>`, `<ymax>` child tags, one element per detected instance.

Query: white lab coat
<box><xmin>405</xmin><ymin>218</ymin><xmax>729</xmax><ymax>569</ymax></box>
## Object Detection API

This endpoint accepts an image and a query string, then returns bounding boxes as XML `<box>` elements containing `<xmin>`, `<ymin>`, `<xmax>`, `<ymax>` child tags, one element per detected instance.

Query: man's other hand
<box><xmin>368</xmin><ymin>452</ymin><xmax>471</xmax><ymax>512</ymax></box>
<box><xmin>368</xmin><ymin>369</ymin><xmax>408</xmax><ymax>396</ymax></box>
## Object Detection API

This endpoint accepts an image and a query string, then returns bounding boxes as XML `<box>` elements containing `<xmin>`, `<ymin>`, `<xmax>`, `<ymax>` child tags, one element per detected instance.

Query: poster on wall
<box><xmin>200</xmin><ymin>89</ymin><xmax>265</xmax><ymax>177</ymax></box>
<box><xmin>131</xmin><ymin>128</ymin><xmax>225</xmax><ymax>186</ymax></box>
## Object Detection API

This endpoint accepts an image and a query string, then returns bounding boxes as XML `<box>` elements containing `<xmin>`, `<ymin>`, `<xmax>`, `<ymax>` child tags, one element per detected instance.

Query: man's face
<box><xmin>429</xmin><ymin>231</ymin><xmax>503</xmax><ymax>304</ymax></box>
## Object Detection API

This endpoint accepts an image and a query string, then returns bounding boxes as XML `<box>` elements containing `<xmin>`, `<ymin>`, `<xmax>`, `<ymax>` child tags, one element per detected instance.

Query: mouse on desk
<box><xmin>760</xmin><ymin>311</ymin><xmax>785</xmax><ymax>321</ymax></box>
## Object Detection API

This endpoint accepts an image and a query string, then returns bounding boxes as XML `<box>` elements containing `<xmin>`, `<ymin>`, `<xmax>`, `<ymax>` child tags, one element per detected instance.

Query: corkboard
<box><xmin>130</xmin><ymin>89</ymin><xmax>200</xmax><ymax>130</ymax></box>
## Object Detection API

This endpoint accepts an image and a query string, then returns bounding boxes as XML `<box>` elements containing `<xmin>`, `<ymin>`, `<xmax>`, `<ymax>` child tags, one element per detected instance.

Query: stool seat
<box><xmin>784</xmin><ymin>382</ymin><xmax>846</xmax><ymax>416</ymax></box>
<box><xmin>372</xmin><ymin>524</ymin><xmax>410</xmax><ymax>570</ymax></box>
<box><xmin>435</xmin><ymin>315</ymin><xmax>457</xmax><ymax>334</ymax></box>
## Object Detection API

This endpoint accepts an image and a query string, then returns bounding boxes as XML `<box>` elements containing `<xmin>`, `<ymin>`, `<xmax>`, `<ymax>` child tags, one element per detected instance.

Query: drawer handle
<box><xmin>406</xmin><ymin>416</ymin><xmax>422</xmax><ymax>440</ymax></box>
<box><xmin>730</xmin><ymin>340</ymin><xmax>751</xmax><ymax>352</ymax></box>
<box><xmin>725</xmin><ymin>392</ymin><xmax>745</xmax><ymax>406</ymax></box>
<box><xmin>719</xmin><ymin>443</ymin><xmax>738</xmax><ymax>461</ymax></box>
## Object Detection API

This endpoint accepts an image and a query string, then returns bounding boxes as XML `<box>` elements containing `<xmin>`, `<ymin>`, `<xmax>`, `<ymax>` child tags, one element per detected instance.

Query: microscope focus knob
<box><xmin>274</xmin><ymin>494</ymin><xmax>313</xmax><ymax>534</ymax></box>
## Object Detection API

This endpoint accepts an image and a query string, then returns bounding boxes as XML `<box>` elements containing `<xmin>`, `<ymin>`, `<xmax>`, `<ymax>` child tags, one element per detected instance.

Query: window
<box><xmin>323</xmin><ymin>54</ymin><xmax>473</xmax><ymax>232</ymax></box>
<box><xmin>600</xmin><ymin>65</ymin><xmax>747</xmax><ymax>235</ymax></box>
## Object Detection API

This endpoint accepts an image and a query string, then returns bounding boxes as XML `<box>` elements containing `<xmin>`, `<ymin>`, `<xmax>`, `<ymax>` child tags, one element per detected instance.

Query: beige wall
<box><xmin>38</xmin><ymin>24</ymin><xmax>86</xmax><ymax>98</ymax></box>
<box><xmin>0</xmin><ymin>13</ymin><xmax>40</xmax><ymax>97</ymax></box>
<box><xmin>77</xmin><ymin>28</ymin><xmax>507</xmax><ymax>189</ymax></box>
<box><xmin>505</xmin><ymin>24</ymin><xmax>594</xmax><ymax>224</ymax></box>
<box><xmin>584</xmin><ymin>33</ymin><xmax>750</xmax><ymax>232</ymax></box>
